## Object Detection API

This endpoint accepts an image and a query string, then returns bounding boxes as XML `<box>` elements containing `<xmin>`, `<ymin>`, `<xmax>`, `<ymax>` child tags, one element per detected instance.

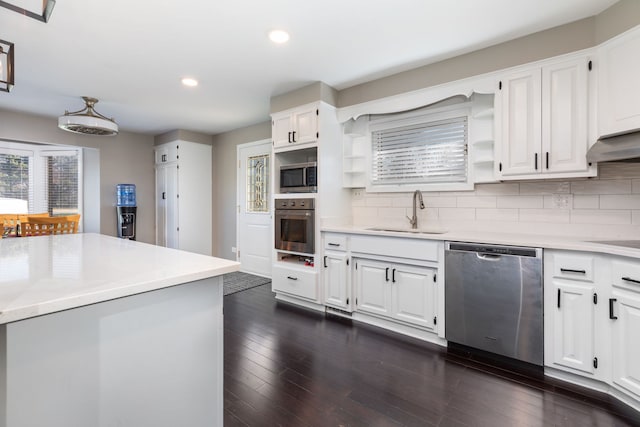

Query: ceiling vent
<box><xmin>58</xmin><ymin>96</ymin><xmax>119</xmax><ymax>136</ymax></box>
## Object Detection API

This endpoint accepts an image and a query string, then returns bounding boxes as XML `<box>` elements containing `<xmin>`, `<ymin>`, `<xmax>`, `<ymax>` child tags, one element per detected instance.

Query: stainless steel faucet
<box><xmin>407</xmin><ymin>190</ymin><xmax>425</xmax><ymax>229</ymax></box>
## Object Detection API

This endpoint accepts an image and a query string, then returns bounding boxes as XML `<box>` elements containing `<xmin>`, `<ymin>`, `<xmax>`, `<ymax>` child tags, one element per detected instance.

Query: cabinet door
<box><xmin>542</xmin><ymin>59</ymin><xmax>589</xmax><ymax>174</ymax></box>
<box><xmin>354</xmin><ymin>259</ymin><xmax>392</xmax><ymax>317</ymax></box>
<box><xmin>611</xmin><ymin>290</ymin><xmax>640</xmax><ymax>399</ymax></box>
<box><xmin>549</xmin><ymin>280</ymin><xmax>596</xmax><ymax>374</ymax></box>
<box><xmin>293</xmin><ymin>107</ymin><xmax>318</xmax><ymax>144</ymax></box>
<box><xmin>392</xmin><ymin>265</ymin><xmax>437</xmax><ymax>330</ymax></box>
<box><xmin>156</xmin><ymin>163</ymin><xmax>179</xmax><ymax>249</ymax></box>
<box><xmin>599</xmin><ymin>27</ymin><xmax>640</xmax><ymax>137</ymax></box>
<box><xmin>154</xmin><ymin>144</ymin><xmax>179</xmax><ymax>164</ymax></box>
<box><xmin>272</xmin><ymin>114</ymin><xmax>293</xmax><ymax>148</ymax></box>
<box><xmin>323</xmin><ymin>252</ymin><xmax>350</xmax><ymax>310</ymax></box>
<box><xmin>498</xmin><ymin>69</ymin><xmax>542</xmax><ymax>176</ymax></box>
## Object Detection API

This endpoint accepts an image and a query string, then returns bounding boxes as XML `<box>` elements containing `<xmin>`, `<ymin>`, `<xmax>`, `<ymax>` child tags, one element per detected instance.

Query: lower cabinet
<box><xmin>549</xmin><ymin>280</ymin><xmax>597</xmax><ymax>374</ymax></box>
<box><xmin>611</xmin><ymin>289</ymin><xmax>640</xmax><ymax>400</ymax></box>
<box><xmin>323</xmin><ymin>251</ymin><xmax>350</xmax><ymax>310</ymax></box>
<box><xmin>272</xmin><ymin>264</ymin><xmax>318</xmax><ymax>301</ymax></box>
<box><xmin>545</xmin><ymin>250</ymin><xmax>640</xmax><ymax>411</ymax></box>
<box><xmin>354</xmin><ymin>258</ymin><xmax>437</xmax><ymax>331</ymax></box>
<box><xmin>544</xmin><ymin>251</ymin><xmax>600</xmax><ymax>377</ymax></box>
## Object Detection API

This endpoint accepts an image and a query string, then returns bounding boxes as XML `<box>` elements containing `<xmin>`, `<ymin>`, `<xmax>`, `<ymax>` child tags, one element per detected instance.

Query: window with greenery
<box><xmin>0</xmin><ymin>142</ymin><xmax>81</xmax><ymax>217</ymax></box>
<box><xmin>0</xmin><ymin>152</ymin><xmax>31</xmax><ymax>212</ymax></box>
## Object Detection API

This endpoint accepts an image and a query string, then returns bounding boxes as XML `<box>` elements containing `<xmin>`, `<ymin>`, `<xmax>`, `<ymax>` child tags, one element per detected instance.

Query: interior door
<box><xmin>237</xmin><ymin>140</ymin><xmax>272</xmax><ymax>277</ymax></box>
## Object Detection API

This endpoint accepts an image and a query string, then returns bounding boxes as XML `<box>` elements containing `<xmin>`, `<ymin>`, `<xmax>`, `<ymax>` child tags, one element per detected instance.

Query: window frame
<box><xmin>366</xmin><ymin>101</ymin><xmax>475</xmax><ymax>193</ymax></box>
<box><xmin>0</xmin><ymin>141</ymin><xmax>83</xmax><ymax>228</ymax></box>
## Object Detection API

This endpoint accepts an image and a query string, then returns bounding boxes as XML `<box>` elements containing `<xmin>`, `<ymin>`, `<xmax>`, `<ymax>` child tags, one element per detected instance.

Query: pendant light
<box><xmin>58</xmin><ymin>97</ymin><xmax>119</xmax><ymax>136</ymax></box>
<box><xmin>0</xmin><ymin>39</ymin><xmax>14</xmax><ymax>92</ymax></box>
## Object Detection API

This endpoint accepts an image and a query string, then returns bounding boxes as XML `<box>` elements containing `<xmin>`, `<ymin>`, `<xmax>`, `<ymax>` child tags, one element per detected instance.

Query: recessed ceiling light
<box><xmin>181</xmin><ymin>77</ymin><xmax>198</xmax><ymax>87</ymax></box>
<box><xmin>269</xmin><ymin>30</ymin><xmax>290</xmax><ymax>44</ymax></box>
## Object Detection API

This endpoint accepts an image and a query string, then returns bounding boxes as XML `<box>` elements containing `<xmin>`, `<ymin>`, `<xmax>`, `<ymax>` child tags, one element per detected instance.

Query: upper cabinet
<box><xmin>598</xmin><ymin>26</ymin><xmax>640</xmax><ymax>137</ymax></box>
<box><xmin>272</xmin><ymin>103</ymin><xmax>319</xmax><ymax>151</ymax></box>
<box><xmin>495</xmin><ymin>55</ymin><xmax>596</xmax><ymax>180</ymax></box>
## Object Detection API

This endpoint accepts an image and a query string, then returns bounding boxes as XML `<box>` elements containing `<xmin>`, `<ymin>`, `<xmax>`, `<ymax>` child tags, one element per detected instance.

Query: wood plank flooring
<box><xmin>224</xmin><ymin>284</ymin><xmax>640</xmax><ymax>426</ymax></box>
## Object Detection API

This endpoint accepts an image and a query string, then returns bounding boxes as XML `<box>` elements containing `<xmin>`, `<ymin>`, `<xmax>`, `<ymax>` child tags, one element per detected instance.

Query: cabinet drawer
<box><xmin>611</xmin><ymin>259</ymin><xmax>640</xmax><ymax>291</ymax></box>
<box><xmin>272</xmin><ymin>264</ymin><xmax>318</xmax><ymax>301</ymax></box>
<box><xmin>351</xmin><ymin>235</ymin><xmax>439</xmax><ymax>261</ymax></box>
<box><xmin>324</xmin><ymin>233</ymin><xmax>347</xmax><ymax>251</ymax></box>
<box><xmin>551</xmin><ymin>252</ymin><xmax>594</xmax><ymax>282</ymax></box>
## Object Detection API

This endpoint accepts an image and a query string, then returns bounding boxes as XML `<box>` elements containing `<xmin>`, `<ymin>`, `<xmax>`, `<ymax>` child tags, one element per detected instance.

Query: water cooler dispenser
<box><xmin>116</xmin><ymin>184</ymin><xmax>137</xmax><ymax>240</ymax></box>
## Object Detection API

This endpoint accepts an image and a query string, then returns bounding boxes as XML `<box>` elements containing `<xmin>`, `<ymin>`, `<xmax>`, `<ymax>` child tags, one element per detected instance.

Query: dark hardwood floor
<box><xmin>224</xmin><ymin>284</ymin><xmax>640</xmax><ymax>426</ymax></box>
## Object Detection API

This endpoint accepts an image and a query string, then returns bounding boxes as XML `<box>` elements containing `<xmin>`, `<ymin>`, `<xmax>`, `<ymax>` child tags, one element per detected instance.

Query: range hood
<box><xmin>587</xmin><ymin>131</ymin><xmax>640</xmax><ymax>163</ymax></box>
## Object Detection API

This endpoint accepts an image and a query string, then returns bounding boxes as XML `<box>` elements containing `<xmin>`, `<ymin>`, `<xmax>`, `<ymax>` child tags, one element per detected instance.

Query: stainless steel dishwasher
<box><xmin>445</xmin><ymin>242</ymin><xmax>543</xmax><ymax>366</ymax></box>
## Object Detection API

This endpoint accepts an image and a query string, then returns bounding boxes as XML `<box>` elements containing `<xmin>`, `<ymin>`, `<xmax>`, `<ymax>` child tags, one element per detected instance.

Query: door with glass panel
<box><xmin>237</xmin><ymin>140</ymin><xmax>272</xmax><ymax>278</ymax></box>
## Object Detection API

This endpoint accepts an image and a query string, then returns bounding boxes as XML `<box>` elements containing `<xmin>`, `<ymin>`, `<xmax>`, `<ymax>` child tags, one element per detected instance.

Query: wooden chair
<box><xmin>20</xmin><ymin>214</ymin><xmax>80</xmax><ymax>237</ymax></box>
<box><xmin>1</xmin><ymin>214</ymin><xmax>20</xmax><ymax>237</ymax></box>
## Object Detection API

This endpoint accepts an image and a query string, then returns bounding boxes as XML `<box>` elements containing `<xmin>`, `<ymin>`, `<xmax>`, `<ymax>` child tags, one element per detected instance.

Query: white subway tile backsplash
<box><xmin>437</xmin><ymin>208</ymin><xmax>476</xmax><ymax>220</ymax></box>
<box><xmin>351</xmin><ymin>169</ymin><xmax>640</xmax><ymax>237</ymax></box>
<box><xmin>571</xmin><ymin>180</ymin><xmax>631</xmax><ymax>195</ymax></box>
<box><xmin>520</xmin><ymin>181</ymin><xmax>571</xmax><ymax>195</ymax></box>
<box><xmin>573</xmin><ymin>195</ymin><xmax>600</xmax><ymax>209</ymax></box>
<box><xmin>519</xmin><ymin>209</ymin><xmax>570</xmax><ymax>223</ymax></box>
<box><xmin>497</xmin><ymin>196</ymin><xmax>544</xmax><ymax>209</ymax></box>
<box><xmin>423</xmin><ymin>196</ymin><xmax>457</xmax><ymax>208</ymax></box>
<box><xmin>570</xmin><ymin>210</ymin><xmax>631</xmax><ymax>225</ymax></box>
<box><xmin>457</xmin><ymin>196</ymin><xmax>497</xmax><ymax>208</ymax></box>
<box><xmin>600</xmin><ymin>195</ymin><xmax>640</xmax><ymax>209</ymax></box>
<box><xmin>476</xmin><ymin>208</ymin><xmax>519</xmax><ymax>222</ymax></box>
<box><xmin>474</xmin><ymin>183</ymin><xmax>520</xmax><ymax>196</ymax></box>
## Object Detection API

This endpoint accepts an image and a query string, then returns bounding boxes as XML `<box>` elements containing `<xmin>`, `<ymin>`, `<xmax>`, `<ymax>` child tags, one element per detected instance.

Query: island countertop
<box><xmin>0</xmin><ymin>233</ymin><xmax>240</xmax><ymax>324</ymax></box>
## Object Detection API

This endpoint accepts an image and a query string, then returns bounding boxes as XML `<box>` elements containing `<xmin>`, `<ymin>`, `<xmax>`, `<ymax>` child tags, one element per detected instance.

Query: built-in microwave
<box><xmin>279</xmin><ymin>162</ymin><xmax>317</xmax><ymax>193</ymax></box>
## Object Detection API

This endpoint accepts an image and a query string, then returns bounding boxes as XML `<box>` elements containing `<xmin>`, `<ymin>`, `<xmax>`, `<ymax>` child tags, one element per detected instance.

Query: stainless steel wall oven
<box><xmin>274</xmin><ymin>198</ymin><xmax>315</xmax><ymax>254</ymax></box>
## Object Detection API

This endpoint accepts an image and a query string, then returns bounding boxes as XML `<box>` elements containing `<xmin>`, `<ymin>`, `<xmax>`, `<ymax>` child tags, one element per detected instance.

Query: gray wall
<box><xmin>0</xmin><ymin>108</ymin><xmax>156</xmax><ymax>243</ymax></box>
<box><xmin>211</xmin><ymin>121</ymin><xmax>271</xmax><ymax>259</ymax></box>
<box><xmin>337</xmin><ymin>0</ymin><xmax>640</xmax><ymax>108</ymax></box>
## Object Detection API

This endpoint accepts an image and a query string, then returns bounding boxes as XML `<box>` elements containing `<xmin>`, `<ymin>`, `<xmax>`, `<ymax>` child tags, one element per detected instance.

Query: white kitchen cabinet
<box><xmin>272</xmin><ymin>103</ymin><xmax>318</xmax><ymax>150</ymax></box>
<box><xmin>354</xmin><ymin>258</ymin><xmax>393</xmax><ymax>318</ymax></box>
<box><xmin>610</xmin><ymin>288</ymin><xmax>640</xmax><ymax>400</ymax></box>
<box><xmin>598</xmin><ymin>25</ymin><xmax>640</xmax><ymax>137</ymax></box>
<box><xmin>323</xmin><ymin>233</ymin><xmax>351</xmax><ymax>311</ymax></box>
<box><xmin>610</xmin><ymin>259</ymin><xmax>640</xmax><ymax>400</ymax></box>
<box><xmin>154</xmin><ymin>140</ymin><xmax>212</xmax><ymax>256</ymax></box>
<box><xmin>544</xmin><ymin>251</ymin><xmax>603</xmax><ymax>378</ymax></box>
<box><xmin>496</xmin><ymin>56</ymin><xmax>595</xmax><ymax>179</ymax></box>
<box><xmin>272</xmin><ymin>263</ymin><xmax>318</xmax><ymax>301</ymax></box>
<box><xmin>354</xmin><ymin>258</ymin><xmax>437</xmax><ymax>330</ymax></box>
<box><xmin>392</xmin><ymin>264</ymin><xmax>437</xmax><ymax>331</ymax></box>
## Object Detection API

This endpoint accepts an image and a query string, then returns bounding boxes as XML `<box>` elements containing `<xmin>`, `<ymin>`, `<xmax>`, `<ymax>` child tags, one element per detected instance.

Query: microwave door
<box><xmin>281</xmin><ymin>168</ymin><xmax>304</xmax><ymax>190</ymax></box>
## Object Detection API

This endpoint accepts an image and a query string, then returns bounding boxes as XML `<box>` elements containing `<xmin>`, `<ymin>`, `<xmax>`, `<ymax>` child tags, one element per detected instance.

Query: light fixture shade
<box><xmin>0</xmin><ymin>39</ymin><xmax>15</xmax><ymax>93</ymax></box>
<box><xmin>58</xmin><ymin>97</ymin><xmax>119</xmax><ymax>136</ymax></box>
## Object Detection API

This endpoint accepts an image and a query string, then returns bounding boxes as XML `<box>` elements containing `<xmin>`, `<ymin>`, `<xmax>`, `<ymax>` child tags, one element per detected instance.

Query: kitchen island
<box><xmin>0</xmin><ymin>233</ymin><xmax>239</xmax><ymax>427</ymax></box>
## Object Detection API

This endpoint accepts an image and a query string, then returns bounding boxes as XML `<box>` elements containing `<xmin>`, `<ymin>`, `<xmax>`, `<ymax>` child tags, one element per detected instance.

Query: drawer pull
<box><xmin>328</xmin><ymin>243</ymin><xmax>341</xmax><ymax>247</ymax></box>
<box><xmin>560</xmin><ymin>268</ymin><xmax>586</xmax><ymax>275</ymax></box>
<box><xmin>622</xmin><ymin>276</ymin><xmax>640</xmax><ymax>285</ymax></box>
<box><xmin>287</xmin><ymin>276</ymin><xmax>298</xmax><ymax>281</ymax></box>
<box><xmin>609</xmin><ymin>298</ymin><xmax>618</xmax><ymax>320</ymax></box>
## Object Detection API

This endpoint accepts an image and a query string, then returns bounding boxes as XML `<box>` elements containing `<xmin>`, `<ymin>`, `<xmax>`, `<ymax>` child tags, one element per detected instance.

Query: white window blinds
<box><xmin>39</xmin><ymin>151</ymin><xmax>80</xmax><ymax>216</ymax></box>
<box><xmin>371</xmin><ymin>116</ymin><xmax>468</xmax><ymax>185</ymax></box>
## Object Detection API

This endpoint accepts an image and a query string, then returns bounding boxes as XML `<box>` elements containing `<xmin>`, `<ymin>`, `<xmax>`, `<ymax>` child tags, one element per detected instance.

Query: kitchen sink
<box><xmin>366</xmin><ymin>226</ymin><xmax>447</xmax><ymax>234</ymax></box>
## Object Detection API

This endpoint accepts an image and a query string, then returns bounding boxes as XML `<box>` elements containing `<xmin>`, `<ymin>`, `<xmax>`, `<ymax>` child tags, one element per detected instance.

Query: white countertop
<box><xmin>0</xmin><ymin>233</ymin><xmax>240</xmax><ymax>324</ymax></box>
<box><xmin>322</xmin><ymin>225</ymin><xmax>640</xmax><ymax>259</ymax></box>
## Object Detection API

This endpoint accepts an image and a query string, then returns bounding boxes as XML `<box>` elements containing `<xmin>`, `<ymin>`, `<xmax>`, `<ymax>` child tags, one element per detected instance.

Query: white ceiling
<box><xmin>0</xmin><ymin>0</ymin><xmax>618</xmax><ymax>136</ymax></box>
